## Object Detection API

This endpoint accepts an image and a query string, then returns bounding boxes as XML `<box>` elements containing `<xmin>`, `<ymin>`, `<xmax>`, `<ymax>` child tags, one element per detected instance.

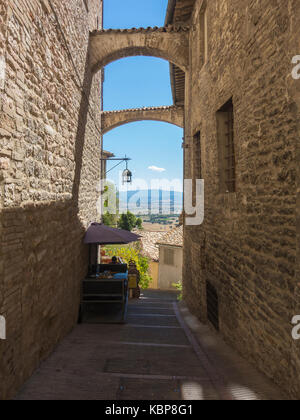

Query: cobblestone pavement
<box><xmin>16</xmin><ymin>290</ymin><xmax>287</xmax><ymax>400</ymax></box>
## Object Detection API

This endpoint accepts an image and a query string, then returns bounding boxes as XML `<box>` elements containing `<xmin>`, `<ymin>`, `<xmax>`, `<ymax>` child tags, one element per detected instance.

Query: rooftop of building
<box><xmin>102</xmin><ymin>150</ymin><xmax>115</xmax><ymax>158</ymax></box>
<box><xmin>156</xmin><ymin>225</ymin><xmax>183</xmax><ymax>247</ymax></box>
<box><xmin>165</xmin><ymin>0</ymin><xmax>196</xmax><ymax>106</ymax></box>
<box><xmin>135</xmin><ymin>230</ymin><xmax>166</xmax><ymax>262</ymax></box>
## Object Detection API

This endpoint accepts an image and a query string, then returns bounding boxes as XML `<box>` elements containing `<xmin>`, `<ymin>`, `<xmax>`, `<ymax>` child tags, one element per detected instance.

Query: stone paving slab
<box><xmin>127</xmin><ymin>307</ymin><xmax>175</xmax><ymax>315</ymax></box>
<box><xmin>117</xmin><ymin>377</ymin><xmax>181</xmax><ymax>400</ymax></box>
<box><xmin>178</xmin><ymin>302</ymin><xmax>289</xmax><ymax>401</ymax></box>
<box><xmin>139</xmin><ymin>290</ymin><xmax>179</xmax><ymax>300</ymax></box>
<box><xmin>64</xmin><ymin>323</ymin><xmax>189</xmax><ymax>346</ymax></box>
<box><xmin>16</xmin><ymin>290</ymin><xmax>288</xmax><ymax>400</ymax></box>
<box><xmin>127</xmin><ymin>314</ymin><xmax>180</xmax><ymax>327</ymax></box>
<box><xmin>130</xmin><ymin>302</ymin><xmax>174</xmax><ymax>308</ymax></box>
<box><xmin>17</xmin><ymin>371</ymin><xmax>121</xmax><ymax>401</ymax></box>
<box><xmin>98</xmin><ymin>346</ymin><xmax>208</xmax><ymax>377</ymax></box>
<box><xmin>118</xmin><ymin>325</ymin><xmax>189</xmax><ymax>346</ymax></box>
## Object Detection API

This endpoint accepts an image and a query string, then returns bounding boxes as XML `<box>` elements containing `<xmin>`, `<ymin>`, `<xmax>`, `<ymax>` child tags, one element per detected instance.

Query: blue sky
<box><xmin>103</xmin><ymin>0</ymin><xmax>183</xmax><ymax>191</ymax></box>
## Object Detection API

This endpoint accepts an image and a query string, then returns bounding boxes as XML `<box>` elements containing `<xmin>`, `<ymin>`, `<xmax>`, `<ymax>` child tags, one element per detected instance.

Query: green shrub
<box><xmin>102</xmin><ymin>211</ymin><xmax>118</xmax><ymax>228</ymax></box>
<box><xmin>172</xmin><ymin>282</ymin><xmax>183</xmax><ymax>301</ymax></box>
<box><xmin>117</xmin><ymin>211</ymin><xmax>143</xmax><ymax>232</ymax></box>
<box><xmin>104</xmin><ymin>246</ymin><xmax>152</xmax><ymax>289</ymax></box>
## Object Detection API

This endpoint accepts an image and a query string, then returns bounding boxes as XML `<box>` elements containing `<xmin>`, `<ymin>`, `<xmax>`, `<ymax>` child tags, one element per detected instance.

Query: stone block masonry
<box><xmin>1</xmin><ymin>0</ymin><xmax>299</xmax><ymax>401</ymax></box>
<box><xmin>182</xmin><ymin>0</ymin><xmax>300</xmax><ymax>399</ymax></box>
<box><xmin>101</xmin><ymin>106</ymin><xmax>184</xmax><ymax>134</ymax></box>
<box><xmin>0</xmin><ymin>0</ymin><xmax>103</xmax><ymax>399</ymax></box>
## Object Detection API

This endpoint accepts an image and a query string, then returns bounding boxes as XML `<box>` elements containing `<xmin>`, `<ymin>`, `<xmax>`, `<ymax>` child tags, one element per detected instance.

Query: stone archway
<box><xmin>101</xmin><ymin>106</ymin><xmax>184</xmax><ymax>134</ymax></box>
<box><xmin>90</xmin><ymin>26</ymin><xmax>190</xmax><ymax>73</ymax></box>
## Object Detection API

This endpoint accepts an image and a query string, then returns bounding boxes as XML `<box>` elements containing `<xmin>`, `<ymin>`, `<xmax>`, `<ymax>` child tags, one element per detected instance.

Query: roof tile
<box><xmin>156</xmin><ymin>225</ymin><xmax>183</xmax><ymax>247</ymax></box>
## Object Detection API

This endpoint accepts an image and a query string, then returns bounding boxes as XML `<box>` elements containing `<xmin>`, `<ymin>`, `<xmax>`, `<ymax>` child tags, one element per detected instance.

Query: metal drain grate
<box><xmin>206</xmin><ymin>281</ymin><xmax>219</xmax><ymax>331</ymax></box>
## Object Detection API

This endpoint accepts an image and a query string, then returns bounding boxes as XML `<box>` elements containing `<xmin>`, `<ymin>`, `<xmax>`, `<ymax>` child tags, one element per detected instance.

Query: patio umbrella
<box><xmin>84</xmin><ymin>223</ymin><xmax>141</xmax><ymax>245</ymax></box>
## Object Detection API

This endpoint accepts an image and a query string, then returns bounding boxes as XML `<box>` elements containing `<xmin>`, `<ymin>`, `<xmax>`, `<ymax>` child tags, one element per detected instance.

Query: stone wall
<box><xmin>101</xmin><ymin>106</ymin><xmax>184</xmax><ymax>134</ymax></box>
<box><xmin>0</xmin><ymin>0</ymin><xmax>103</xmax><ymax>399</ymax></box>
<box><xmin>183</xmin><ymin>0</ymin><xmax>300</xmax><ymax>398</ymax></box>
<box><xmin>287</xmin><ymin>0</ymin><xmax>300</xmax><ymax>399</ymax></box>
<box><xmin>158</xmin><ymin>246</ymin><xmax>183</xmax><ymax>290</ymax></box>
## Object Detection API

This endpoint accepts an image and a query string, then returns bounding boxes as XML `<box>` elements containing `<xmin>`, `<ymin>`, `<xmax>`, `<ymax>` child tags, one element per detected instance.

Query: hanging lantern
<box><xmin>122</xmin><ymin>158</ymin><xmax>132</xmax><ymax>184</ymax></box>
<box><xmin>122</xmin><ymin>168</ymin><xmax>132</xmax><ymax>184</ymax></box>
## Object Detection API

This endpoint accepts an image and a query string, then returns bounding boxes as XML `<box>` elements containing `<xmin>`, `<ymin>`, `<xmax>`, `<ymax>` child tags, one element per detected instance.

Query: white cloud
<box><xmin>148</xmin><ymin>165</ymin><xmax>166</xmax><ymax>173</ymax></box>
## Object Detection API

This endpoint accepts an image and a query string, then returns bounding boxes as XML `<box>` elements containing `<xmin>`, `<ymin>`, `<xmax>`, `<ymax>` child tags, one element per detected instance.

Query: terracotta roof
<box><xmin>91</xmin><ymin>25</ymin><xmax>190</xmax><ymax>35</ymax></box>
<box><xmin>165</xmin><ymin>0</ymin><xmax>196</xmax><ymax>26</ymax></box>
<box><xmin>165</xmin><ymin>0</ymin><xmax>196</xmax><ymax>106</ymax></box>
<box><xmin>102</xmin><ymin>150</ymin><xmax>115</xmax><ymax>158</ymax></box>
<box><xmin>134</xmin><ymin>231</ymin><xmax>166</xmax><ymax>262</ymax></box>
<box><xmin>102</xmin><ymin>106</ymin><xmax>182</xmax><ymax>115</ymax></box>
<box><xmin>156</xmin><ymin>225</ymin><xmax>183</xmax><ymax>247</ymax></box>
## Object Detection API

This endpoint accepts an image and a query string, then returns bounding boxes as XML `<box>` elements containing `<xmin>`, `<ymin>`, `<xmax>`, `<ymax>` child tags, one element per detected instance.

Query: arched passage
<box><xmin>90</xmin><ymin>26</ymin><xmax>190</xmax><ymax>73</ymax></box>
<box><xmin>101</xmin><ymin>106</ymin><xmax>184</xmax><ymax>134</ymax></box>
<box><xmin>103</xmin><ymin>120</ymin><xmax>184</xmax><ymax>213</ymax></box>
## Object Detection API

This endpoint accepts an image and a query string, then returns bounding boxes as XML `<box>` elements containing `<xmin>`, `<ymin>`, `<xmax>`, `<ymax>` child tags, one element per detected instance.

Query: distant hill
<box><xmin>118</xmin><ymin>189</ymin><xmax>183</xmax><ymax>214</ymax></box>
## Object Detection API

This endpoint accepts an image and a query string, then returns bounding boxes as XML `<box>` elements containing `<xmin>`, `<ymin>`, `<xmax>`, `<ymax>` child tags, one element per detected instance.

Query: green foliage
<box><xmin>105</xmin><ymin>246</ymin><xmax>152</xmax><ymax>289</ymax></box>
<box><xmin>102</xmin><ymin>182</ymin><xmax>120</xmax><ymax>227</ymax></box>
<box><xmin>148</xmin><ymin>214</ymin><xmax>180</xmax><ymax>225</ymax></box>
<box><xmin>136</xmin><ymin>217</ymin><xmax>143</xmax><ymax>229</ymax></box>
<box><xmin>103</xmin><ymin>181</ymin><xmax>119</xmax><ymax>214</ymax></box>
<box><xmin>172</xmin><ymin>282</ymin><xmax>183</xmax><ymax>301</ymax></box>
<box><xmin>102</xmin><ymin>211</ymin><xmax>118</xmax><ymax>228</ymax></box>
<box><xmin>117</xmin><ymin>211</ymin><xmax>143</xmax><ymax>231</ymax></box>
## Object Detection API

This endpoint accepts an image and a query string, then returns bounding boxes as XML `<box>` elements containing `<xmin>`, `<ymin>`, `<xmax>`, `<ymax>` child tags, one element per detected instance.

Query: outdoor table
<box><xmin>80</xmin><ymin>273</ymin><xmax>129</xmax><ymax>323</ymax></box>
<box><xmin>81</xmin><ymin>223</ymin><xmax>140</xmax><ymax>323</ymax></box>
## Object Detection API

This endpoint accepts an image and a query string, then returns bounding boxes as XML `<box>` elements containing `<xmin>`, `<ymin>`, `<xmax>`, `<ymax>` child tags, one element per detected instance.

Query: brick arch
<box><xmin>101</xmin><ymin>106</ymin><xmax>184</xmax><ymax>134</ymax></box>
<box><xmin>90</xmin><ymin>26</ymin><xmax>190</xmax><ymax>73</ymax></box>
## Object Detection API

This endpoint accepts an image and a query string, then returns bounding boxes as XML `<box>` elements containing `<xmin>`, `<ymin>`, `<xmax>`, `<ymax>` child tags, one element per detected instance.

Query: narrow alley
<box><xmin>16</xmin><ymin>291</ymin><xmax>286</xmax><ymax>401</ymax></box>
<box><xmin>1</xmin><ymin>0</ymin><xmax>299</xmax><ymax>400</ymax></box>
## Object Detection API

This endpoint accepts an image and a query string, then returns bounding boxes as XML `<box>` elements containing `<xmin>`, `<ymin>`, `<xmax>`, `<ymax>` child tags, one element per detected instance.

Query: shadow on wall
<box><xmin>0</xmin><ymin>44</ymin><xmax>98</xmax><ymax>399</ymax></box>
<box><xmin>291</xmin><ymin>99</ymin><xmax>300</xmax><ymax>398</ymax></box>
<box><xmin>0</xmin><ymin>202</ymin><xmax>87</xmax><ymax>400</ymax></box>
<box><xmin>72</xmin><ymin>40</ymin><xmax>94</xmax><ymax>206</ymax></box>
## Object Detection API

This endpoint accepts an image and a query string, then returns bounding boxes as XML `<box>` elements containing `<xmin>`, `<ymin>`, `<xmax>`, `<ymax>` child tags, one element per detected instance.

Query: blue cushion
<box><xmin>113</xmin><ymin>272</ymin><xmax>128</xmax><ymax>280</ymax></box>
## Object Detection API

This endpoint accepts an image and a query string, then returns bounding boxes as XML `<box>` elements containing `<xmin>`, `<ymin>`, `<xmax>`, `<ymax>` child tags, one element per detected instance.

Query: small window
<box><xmin>216</xmin><ymin>98</ymin><xmax>236</xmax><ymax>193</ymax></box>
<box><xmin>199</xmin><ymin>3</ymin><xmax>208</xmax><ymax>66</ymax></box>
<box><xmin>206</xmin><ymin>281</ymin><xmax>219</xmax><ymax>330</ymax></box>
<box><xmin>164</xmin><ymin>248</ymin><xmax>175</xmax><ymax>266</ymax></box>
<box><xmin>192</xmin><ymin>131</ymin><xmax>202</xmax><ymax>206</ymax></box>
<box><xmin>193</xmin><ymin>131</ymin><xmax>202</xmax><ymax>180</ymax></box>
